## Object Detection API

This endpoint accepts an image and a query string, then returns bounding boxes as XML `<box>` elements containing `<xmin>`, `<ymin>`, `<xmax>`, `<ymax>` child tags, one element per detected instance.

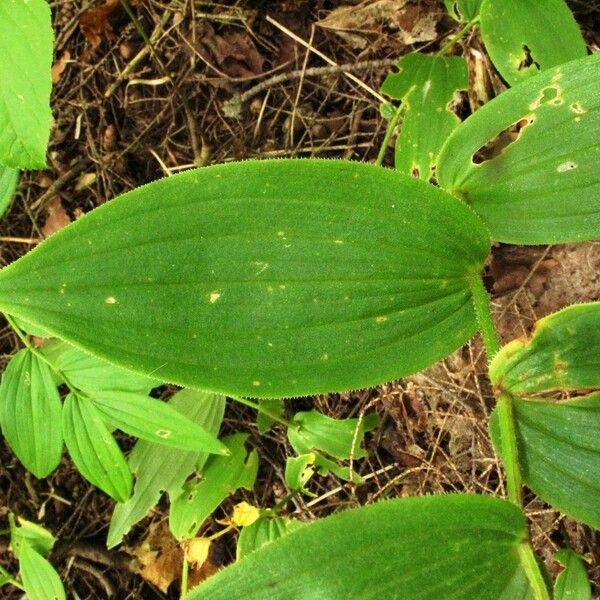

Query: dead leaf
<box><xmin>41</xmin><ymin>197</ymin><xmax>71</xmax><ymax>239</ymax></box>
<box><xmin>51</xmin><ymin>51</ymin><xmax>71</xmax><ymax>84</ymax></box>
<box><xmin>79</xmin><ymin>0</ymin><xmax>142</xmax><ymax>52</ymax></box>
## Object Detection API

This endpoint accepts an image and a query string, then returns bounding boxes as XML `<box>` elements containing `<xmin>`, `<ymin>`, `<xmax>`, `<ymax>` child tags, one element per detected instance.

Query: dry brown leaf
<box><xmin>41</xmin><ymin>196</ymin><xmax>71</xmax><ymax>239</ymax></box>
<box><xmin>51</xmin><ymin>51</ymin><xmax>71</xmax><ymax>84</ymax></box>
<box><xmin>79</xmin><ymin>0</ymin><xmax>142</xmax><ymax>52</ymax></box>
<box><xmin>317</xmin><ymin>0</ymin><xmax>437</xmax><ymax>47</ymax></box>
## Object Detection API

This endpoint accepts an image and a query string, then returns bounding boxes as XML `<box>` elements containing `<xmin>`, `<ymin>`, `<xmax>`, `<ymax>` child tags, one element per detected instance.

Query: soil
<box><xmin>0</xmin><ymin>1</ymin><xmax>599</xmax><ymax>598</ymax></box>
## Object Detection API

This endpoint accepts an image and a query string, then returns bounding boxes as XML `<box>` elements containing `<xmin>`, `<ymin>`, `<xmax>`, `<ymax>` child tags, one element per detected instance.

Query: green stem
<box><xmin>437</xmin><ymin>15</ymin><xmax>480</xmax><ymax>56</ymax></box>
<box><xmin>496</xmin><ymin>393</ymin><xmax>522</xmax><ymax>506</ymax></box>
<box><xmin>375</xmin><ymin>104</ymin><xmax>403</xmax><ymax>167</ymax></box>
<box><xmin>230</xmin><ymin>396</ymin><xmax>297</xmax><ymax>430</ymax></box>
<box><xmin>518</xmin><ymin>543</ymin><xmax>551</xmax><ymax>600</ymax></box>
<box><xmin>180</xmin><ymin>554</ymin><xmax>189</xmax><ymax>599</ymax></box>
<box><xmin>4</xmin><ymin>314</ymin><xmax>83</xmax><ymax>398</ymax></box>
<box><xmin>469</xmin><ymin>276</ymin><xmax>501</xmax><ymax>358</ymax></box>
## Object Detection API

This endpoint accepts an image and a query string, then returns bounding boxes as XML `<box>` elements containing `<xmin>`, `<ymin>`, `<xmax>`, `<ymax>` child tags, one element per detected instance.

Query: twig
<box><xmin>30</xmin><ymin>160</ymin><xmax>89</xmax><ymax>212</ymax></box>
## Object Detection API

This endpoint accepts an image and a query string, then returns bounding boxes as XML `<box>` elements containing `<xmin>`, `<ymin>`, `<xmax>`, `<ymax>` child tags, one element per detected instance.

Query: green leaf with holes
<box><xmin>489</xmin><ymin>303</ymin><xmax>600</xmax><ymax>397</ymax></box>
<box><xmin>490</xmin><ymin>393</ymin><xmax>600</xmax><ymax>529</ymax></box>
<box><xmin>554</xmin><ymin>549</ymin><xmax>592</xmax><ymax>600</ymax></box>
<box><xmin>62</xmin><ymin>393</ymin><xmax>132</xmax><ymax>502</ymax></box>
<box><xmin>90</xmin><ymin>390</ymin><xmax>227</xmax><ymax>455</ymax></box>
<box><xmin>169</xmin><ymin>433</ymin><xmax>258</xmax><ymax>540</ymax></box>
<box><xmin>381</xmin><ymin>54</ymin><xmax>468</xmax><ymax>180</ymax></box>
<box><xmin>285</xmin><ymin>453</ymin><xmax>316</xmax><ymax>493</ymax></box>
<box><xmin>0</xmin><ymin>159</ymin><xmax>491</xmax><ymax>398</ymax></box>
<box><xmin>237</xmin><ymin>516</ymin><xmax>303</xmax><ymax>561</ymax></box>
<box><xmin>107</xmin><ymin>389</ymin><xmax>225</xmax><ymax>548</ymax></box>
<box><xmin>0</xmin><ymin>349</ymin><xmax>62</xmax><ymax>478</ymax></box>
<box><xmin>188</xmin><ymin>494</ymin><xmax>536</xmax><ymax>600</ymax></box>
<box><xmin>0</xmin><ymin>165</ymin><xmax>19</xmax><ymax>218</ymax></box>
<box><xmin>479</xmin><ymin>0</ymin><xmax>586</xmax><ymax>86</ymax></box>
<box><xmin>438</xmin><ymin>55</ymin><xmax>600</xmax><ymax>244</ymax></box>
<box><xmin>0</xmin><ymin>0</ymin><xmax>53</xmax><ymax>168</ymax></box>
<box><xmin>444</xmin><ymin>0</ymin><xmax>483</xmax><ymax>22</ymax></box>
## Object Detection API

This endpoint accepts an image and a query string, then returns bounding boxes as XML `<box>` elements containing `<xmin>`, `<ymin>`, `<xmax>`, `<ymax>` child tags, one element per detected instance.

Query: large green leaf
<box><xmin>19</xmin><ymin>543</ymin><xmax>65</xmax><ymax>600</ymax></box>
<box><xmin>489</xmin><ymin>303</ymin><xmax>600</xmax><ymax>397</ymax></box>
<box><xmin>188</xmin><ymin>494</ymin><xmax>535</xmax><ymax>599</ymax></box>
<box><xmin>0</xmin><ymin>0</ymin><xmax>53</xmax><ymax>168</ymax></box>
<box><xmin>553</xmin><ymin>549</ymin><xmax>592</xmax><ymax>600</ymax></box>
<box><xmin>90</xmin><ymin>391</ymin><xmax>227</xmax><ymax>455</ymax></box>
<box><xmin>62</xmin><ymin>393</ymin><xmax>132</xmax><ymax>502</ymax></box>
<box><xmin>0</xmin><ymin>165</ymin><xmax>19</xmax><ymax>219</ymax></box>
<box><xmin>0</xmin><ymin>349</ymin><xmax>62</xmax><ymax>478</ymax></box>
<box><xmin>169</xmin><ymin>433</ymin><xmax>258</xmax><ymax>540</ymax></box>
<box><xmin>107</xmin><ymin>389</ymin><xmax>225</xmax><ymax>548</ymax></box>
<box><xmin>479</xmin><ymin>0</ymin><xmax>586</xmax><ymax>86</ymax></box>
<box><xmin>0</xmin><ymin>160</ymin><xmax>490</xmax><ymax>398</ymax></box>
<box><xmin>490</xmin><ymin>393</ymin><xmax>600</xmax><ymax>529</ymax></box>
<box><xmin>438</xmin><ymin>55</ymin><xmax>600</xmax><ymax>244</ymax></box>
<box><xmin>381</xmin><ymin>54</ymin><xmax>468</xmax><ymax>180</ymax></box>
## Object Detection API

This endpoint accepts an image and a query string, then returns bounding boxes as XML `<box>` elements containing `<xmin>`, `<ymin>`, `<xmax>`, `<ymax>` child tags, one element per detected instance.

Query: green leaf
<box><xmin>188</xmin><ymin>494</ymin><xmax>535</xmax><ymax>600</ymax></box>
<box><xmin>107</xmin><ymin>389</ymin><xmax>225</xmax><ymax>548</ymax></box>
<box><xmin>19</xmin><ymin>542</ymin><xmax>65</xmax><ymax>600</ymax></box>
<box><xmin>490</xmin><ymin>303</ymin><xmax>600</xmax><ymax>397</ymax></box>
<box><xmin>9</xmin><ymin>515</ymin><xmax>55</xmax><ymax>558</ymax></box>
<box><xmin>237</xmin><ymin>516</ymin><xmax>303</xmax><ymax>561</ymax></box>
<box><xmin>0</xmin><ymin>565</ymin><xmax>16</xmax><ymax>587</ymax></box>
<box><xmin>490</xmin><ymin>393</ymin><xmax>600</xmax><ymax>529</ymax></box>
<box><xmin>0</xmin><ymin>159</ymin><xmax>491</xmax><ymax>398</ymax></box>
<box><xmin>0</xmin><ymin>0</ymin><xmax>53</xmax><ymax>168</ymax></box>
<box><xmin>169</xmin><ymin>433</ymin><xmax>258</xmax><ymax>540</ymax></box>
<box><xmin>381</xmin><ymin>54</ymin><xmax>468</xmax><ymax>180</ymax></box>
<box><xmin>438</xmin><ymin>55</ymin><xmax>600</xmax><ymax>244</ymax></box>
<box><xmin>0</xmin><ymin>349</ymin><xmax>62</xmax><ymax>478</ymax></box>
<box><xmin>553</xmin><ymin>549</ymin><xmax>592</xmax><ymax>600</ymax></box>
<box><xmin>62</xmin><ymin>393</ymin><xmax>132</xmax><ymax>502</ymax></box>
<box><xmin>444</xmin><ymin>0</ymin><xmax>483</xmax><ymax>21</ymax></box>
<box><xmin>55</xmin><ymin>343</ymin><xmax>156</xmax><ymax>394</ymax></box>
<box><xmin>0</xmin><ymin>165</ymin><xmax>19</xmax><ymax>219</ymax></box>
<box><xmin>256</xmin><ymin>399</ymin><xmax>284</xmax><ymax>434</ymax></box>
<box><xmin>90</xmin><ymin>390</ymin><xmax>227</xmax><ymax>455</ymax></box>
<box><xmin>11</xmin><ymin>315</ymin><xmax>51</xmax><ymax>338</ymax></box>
<box><xmin>285</xmin><ymin>453</ymin><xmax>316</xmax><ymax>493</ymax></box>
<box><xmin>479</xmin><ymin>0</ymin><xmax>586</xmax><ymax>86</ymax></box>
<box><xmin>287</xmin><ymin>410</ymin><xmax>378</xmax><ymax>482</ymax></box>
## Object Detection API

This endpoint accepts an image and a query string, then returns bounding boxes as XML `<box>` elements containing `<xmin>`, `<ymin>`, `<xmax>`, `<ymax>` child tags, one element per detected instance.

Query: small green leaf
<box><xmin>285</xmin><ymin>453</ymin><xmax>316</xmax><ymax>493</ymax></box>
<box><xmin>188</xmin><ymin>494</ymin><xmax>535</xmax><ymax>600</ymax></box>
<box><xmin>19</xmin><ymin>542</ymin><xmax>65</xmax><ymax>600</ymax></box>
<box><xmin>554</xmin><ymin>549</ymin><xmax>592</xmax><ymax>600</ymax></box>
<box><xmin>0</xmin><ymin>159</ymin><xmax>491</xmax><ymax>398</ymax></box>
<box><xmin>381</xmin><ymin>54</ymin><xmax>468</xmax><ymax>180</ymax></box>
<box><xmin>237</xmin><ymin>516</ymin><xmax>303</xmax><ymax>561</ymax></box>
<box><xmin>62</xmin><ymin>393</ymin><xmax>132</xmax><ymax>502</ymax></box>
<box><xmin>438</xmin><ymin>55</ymin><xmax>600</xmax><ymax>244</ymax></box>
<box><xmin>490</xmin><ymin>303</ymin><xmax>600</xmax><ymax>397</ymax></box>
<box><xmin>169</xmin><ymin>433</ymin><xmax>258</xmax><ymax>540</ymax></box>
<box><xmin>287</xmin><ymin>410</ymin><xmax>378</xmax><ymax>481</ymax></box>
<box><xmin>0</xmin><ymin>165</ymin><xmax>19</xmax><ymax>219</ymax></box>
<box><xmin>55</xmin><ymin>343</ymin><xmax>156</xmax><ymax>394</ymax></box>
<box><xmin>89</xmin><ymin>391</ymin><xmax>227</xmax><ymax>455</ymax></box>
<box><xmin>0</xmin><ymin>0</ymin><xmax>53</xmax><ymax>168</ymax></box>
<box><xmin>0</xmin><ymin>565</ymin><xmax>16</xmax><ymax>587</ymax></box>
<box><xmin>9</xmin><ymin>515</ymin><xmax>55</xmax><ymax>558</ymax></box>
<box><xmin>490</xmin><ymin>393</ymin><xmax>600</xmax><ymax>529</ymax></box>
<box><xmin>444</xmin><ymin>0</ymin><xmax>483</xmax><ymax>21</ymax></box>
<box><xmin>108</xmin><ymin>389</ymin><xmax>225</xmax><ymax>548</ymax></box>
<box><xmin>479</xmin><ymin>0</ymin><xmax>586</xmax><ymax>86</ymax></box>
<box><xmin>256</xmin><ymin>399</ymin><xmax>284</xmax><ymax>434</ymax></box>
<box><xmin>0</xmin><ymin>349</ymin><xmax>62</xmax><ymax>478</ymax></box>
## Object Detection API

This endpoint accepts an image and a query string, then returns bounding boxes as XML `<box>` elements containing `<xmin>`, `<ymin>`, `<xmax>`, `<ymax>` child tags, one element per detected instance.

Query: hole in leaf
<box><xmin>529</xmin><ymin>85</ymin><xmax>563</xmax><ymax>110</ymax></box>
<box><xmin>472</xmin><ymin>114</ymin><xmax>535</xmax><ymax>164</ymax></box>
<box><xmin>517</xmin><ymin>45</ymin><xmax>540</xmax><ymax>72</ymax></box>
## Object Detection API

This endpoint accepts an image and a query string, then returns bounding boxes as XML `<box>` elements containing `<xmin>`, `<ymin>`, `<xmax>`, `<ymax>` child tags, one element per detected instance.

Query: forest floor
<box><xmin>1</xmin><ymin>1</ymin><xmax>599</xmax><ymax>598</ymax></box>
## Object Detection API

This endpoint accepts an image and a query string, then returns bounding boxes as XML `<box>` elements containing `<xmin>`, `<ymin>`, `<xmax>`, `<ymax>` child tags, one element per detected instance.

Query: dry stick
<box><xmin>266</xmin><ymin>16</ymin><xmax>390</xmax><ymax>105</ymax></box>
<box><xmin>30</xmin><ymin>159</ymin><xmax>89</xmax><ymax>212</ymax></box>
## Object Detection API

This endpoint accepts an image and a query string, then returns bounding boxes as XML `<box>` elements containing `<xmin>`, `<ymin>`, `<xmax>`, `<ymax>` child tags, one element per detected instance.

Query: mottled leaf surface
<box><xmin>189</xmin><ymin>494</ymin><xmax>534</xmax><ymax>600</ymax></box>
<box><xmin>0</xmin><ymin>160</ymin><xmax>490</xmax><ymax>398</ymax></box>
<box><xmin>490</xmin><ymin>393</ymin><xmax>600</xmax><ymax>529</ymax></box>
<box><xmin>438</xmin><ymin>55</ymin><xmax>600</xmax><ymax>244</ymax></box>
<box><xmin>490</xmin><ymin>303</ymin><xmax>600</xmax><ymax>396</ymax></box>
<box><xmin>108</xmin><ymin>389</ymin><xmax>225</xmax><ymax>548</ymax></box>
<box><xmin>0</xmin><ymin>0</ymin><xmax>53</xmax><ymax>168</ymax></box>
<box><xmin>0</xmin><ymin>349</ymin><xmax>62</xmax><ymax>478</ymax></box>
<box><xmin>480</xmin><ymin>0</ymin><xmax>586</xmax><ymax>86</ymax></box>
<box><xmin>381</xmin><ymin>54</ymin><xmax>468</xmax><ymax>180</ymax></box>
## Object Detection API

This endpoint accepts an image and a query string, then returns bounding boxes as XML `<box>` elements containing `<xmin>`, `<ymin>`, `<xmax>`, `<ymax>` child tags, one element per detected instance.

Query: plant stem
<box><xmin>230</xmin><ymin>396</ymin><xmax>297</xmax><ymax>430</ymax></box>
<box><xmin>469</xmin><ymin>276</ymin><xmax>501</xmax><ymax>358</ymax></box>
<box><xmin>180</xmin><ymin>554</ymin><xmax>189</xmax><ymax>599</ymax></box>
<box><xmin>437</xmin><ymin>15</ymin><xmax>480</xmax><ymax>57</ymax></box>
<box><xmin>496</xmin><ymin>393</ymin><xmax>522</xmax><ymax>506</ymax></box>
<box><xmin>518</xmin><ymin>543</ymin><xmax>551</xmax><ymax>600</ymax></box>
<box><xmin>375</xmin><ymin>104</ymin><xmax>403</xmax><ymax>167</ymax></box>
